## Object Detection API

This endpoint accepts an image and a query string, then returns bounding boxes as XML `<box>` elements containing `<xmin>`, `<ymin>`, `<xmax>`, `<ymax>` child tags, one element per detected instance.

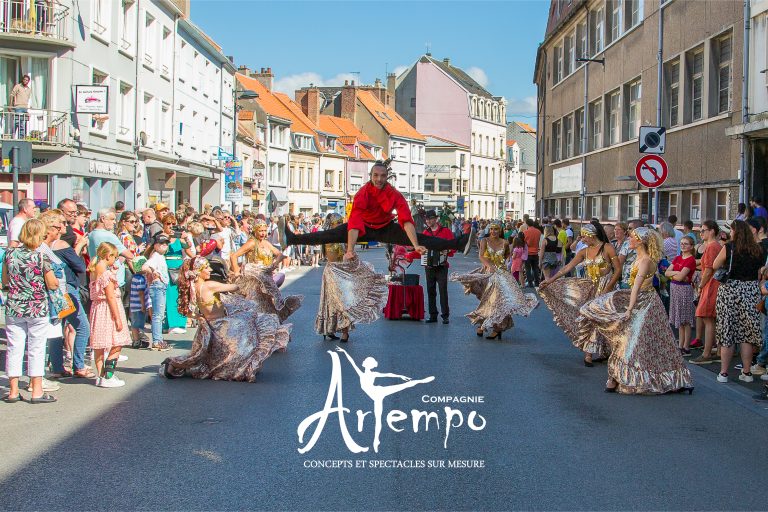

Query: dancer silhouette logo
<box><xmin>297</xmin><ymin>347</ymin><xmax>487</xmax><ymax>454</ymax></box>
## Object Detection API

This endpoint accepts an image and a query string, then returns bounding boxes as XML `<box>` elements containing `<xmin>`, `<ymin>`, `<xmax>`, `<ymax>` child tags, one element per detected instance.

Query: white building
<box><xmin>505</xmin><ymin>140</ymin><xmax>535</xmax><ymax>220</ymax></box>
<box><xmin>424</xmin><ymin>135</ymin><xmax>469</xmax><ymax>212</ymax></box>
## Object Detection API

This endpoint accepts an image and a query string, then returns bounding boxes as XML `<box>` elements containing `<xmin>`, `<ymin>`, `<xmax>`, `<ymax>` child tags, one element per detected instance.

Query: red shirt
<box><xmin>524</xmin><ymin>226</ymin><xmax>542</xmax><ymax>255</ymax></box>
<box><xmin>347</xmin><ymin>182</ymin><xmax>413</xmax><ymax>235</ymax></box>
<box><xmin>671</xmin><ymin>255</ymin><xmax>696</xmax><ymax>283</ymax></box>
<box><xmin>405</xmin><ymin>225</ymin><xmax>456</xmax><ymax>267</ymax></box>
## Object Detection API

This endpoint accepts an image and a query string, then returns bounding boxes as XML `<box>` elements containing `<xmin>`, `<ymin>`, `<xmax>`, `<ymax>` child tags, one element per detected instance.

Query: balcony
<box><xmin>1</xmin><ymin>108</ymin><xmax>69</xmax><ymax>145</ymax></box>
<box><xmin>0</xmin><ymin>1</ymin><xmax>72</xmax><ymax>46</ymax></box>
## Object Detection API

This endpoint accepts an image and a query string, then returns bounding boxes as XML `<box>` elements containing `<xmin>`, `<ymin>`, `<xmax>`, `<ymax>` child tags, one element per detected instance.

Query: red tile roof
<box><xmin>516</xmin><ymin>122</ymin><xmax>536</xmax><ymax>134</ymax></box>
<box><xmin>273</xmin><ymin>92</ymin><xmax>320</xmax><ymax>136</ymax></box>
<box><xmin>238</xmin><ymin>110</ymin><xmax>254</xmax><ymax>120</ymax></box>
<box><xmin>318</xmin><ymin>115</ymin><xmax>373</xmax><ymax>143</ymax></box>
<box><xmin>506</xmin><ymin>139</ymin><xmax>517</xmax><ymax>146</ymax></box>
<box><xmin>356</xmin><ymin>90</ymin><xmax>425</xmax><ymax>141</ymax></box>
<box><xmin>235</xmin><ymin>73</ymin><xmax>294</xmax><ymax>122</ymax></box>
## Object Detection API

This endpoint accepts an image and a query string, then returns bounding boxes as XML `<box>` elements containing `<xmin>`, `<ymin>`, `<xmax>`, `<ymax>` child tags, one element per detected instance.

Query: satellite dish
<box><xmin>139</xmin><ymin>131</ymin><xmax>148</xmax><ymax>146</ymax></box>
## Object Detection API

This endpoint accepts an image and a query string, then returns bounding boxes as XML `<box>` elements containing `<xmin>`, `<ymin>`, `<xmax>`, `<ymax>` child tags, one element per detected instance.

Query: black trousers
<box><xmin>525</xmin><ymin>255</ymin><xmax>541</xmax><ymax>287</ymax></box>
<box><xmin>286</xmin><ymin>221</ymin><xmax>464</xmax><ymax>251</ymax></box>
<box><xmin>425</xmin><ymin>265</ymin><xmax>449</xmax><ymax>319</ymax></box>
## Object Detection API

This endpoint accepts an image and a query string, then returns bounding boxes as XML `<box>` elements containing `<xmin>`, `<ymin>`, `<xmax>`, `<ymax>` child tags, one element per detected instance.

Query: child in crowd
<box><xmin>142</xmin><ymin>234</ymin><xmax>171</xmax><ymax>351</ymax></box>
<box><xmin>510</xmin><ymin>236</ymin><xmax>526</xmax><ymax>286</ymax></box>
<box><xmin>88</xmin><ymin>242</ymin><xmax>131</xmax><ymax>388</ymax></box>
<box><xmin>129</xmin><ymin>256</ymin><xmax>151</xmax><ymax>349</ymax></box>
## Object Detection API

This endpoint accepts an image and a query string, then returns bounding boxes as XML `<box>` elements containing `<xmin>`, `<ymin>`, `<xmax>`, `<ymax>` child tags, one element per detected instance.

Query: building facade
<box><xmin>424</xmin><ymin>135</ymin><xmax>469</xmax><ymax>212</ymax></box>
<box><xmin>396</xmin><ymin>55</ymin><xmax>507</xmax><ymax>219</ymax></box>
<box><xmin>534</xmin><ymin>0</ymin><xmax>743</xmax><ymax>226</ymax></box>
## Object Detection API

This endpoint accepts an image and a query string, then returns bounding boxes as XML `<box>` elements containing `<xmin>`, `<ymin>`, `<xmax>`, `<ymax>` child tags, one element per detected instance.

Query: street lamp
<box><xmin>450</xmin><ymin>164</ymin><xmax>465</xmax><ymax>215</ymax></box>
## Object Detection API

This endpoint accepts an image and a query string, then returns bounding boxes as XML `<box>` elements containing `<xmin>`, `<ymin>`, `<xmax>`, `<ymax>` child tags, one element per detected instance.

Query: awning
<box><xmin>144</xmin><ymin>159</ymin><xmax>217</xmax><ymax>179</ymax></box>
<box><xmin>268</xmin><ymin>187</ymin><xmax>288</xmax><ymax>203</ymax></box>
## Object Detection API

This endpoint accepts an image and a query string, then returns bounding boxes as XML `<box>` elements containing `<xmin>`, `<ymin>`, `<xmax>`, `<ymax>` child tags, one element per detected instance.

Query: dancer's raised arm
<box><xmin>334</xmin><ymin>347</ymin><xmax>364</xmax><ymax>377</ymax></box>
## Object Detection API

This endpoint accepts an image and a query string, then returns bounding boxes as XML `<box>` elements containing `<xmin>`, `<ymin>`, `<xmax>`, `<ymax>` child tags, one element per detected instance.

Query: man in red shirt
<box><xmin>405</xmin><ymin>210</ymin><xmax>455</xmax><ymax>324</ymax></box>
<box><xmin>523</xmin><ymin>218</ymin><xmax>542</xmax><ymax>287</ymax></box>
<box><xmin>281</xmin><ymin>162</ymin><xmax>468</xmax><ymax>259</ymax></box>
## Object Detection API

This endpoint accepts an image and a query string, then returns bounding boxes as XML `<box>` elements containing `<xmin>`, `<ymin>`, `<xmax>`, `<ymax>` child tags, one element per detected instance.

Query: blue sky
<box><xmin>192</xmin><ymin>0</ymin><xmax>550</xmax><ymax>126</ymax></box>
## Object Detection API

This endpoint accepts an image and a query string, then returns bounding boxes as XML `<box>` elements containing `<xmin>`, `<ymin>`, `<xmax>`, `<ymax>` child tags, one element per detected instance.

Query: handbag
<box><xmin>49</xmin><ymin>288</ymin><xmax>76</xmax><ymax>320</ymax></box>
<box><xmin>713</xmin><ymin>245</ymin><xmax>733</xmax><ymax>283</ymax></box>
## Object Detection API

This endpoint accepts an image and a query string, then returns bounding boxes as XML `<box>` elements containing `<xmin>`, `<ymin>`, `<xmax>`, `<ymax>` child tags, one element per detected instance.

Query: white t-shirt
<box><xmin>144</xmin><ymin>252</ymin><xmax>169</xmax><ymax>284</ymax></box>
<box><xmin>214</xmin><ymin>227</ymin><xmax>233</xmax><ymax>262</ymax></box>
<box><xmin>9</xmin><ymin>215</ymin><xmax>25</xmax><ymax>244</ymax></box>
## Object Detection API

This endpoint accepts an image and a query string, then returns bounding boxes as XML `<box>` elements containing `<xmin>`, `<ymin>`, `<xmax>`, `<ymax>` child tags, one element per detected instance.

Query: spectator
<box><xmin>87</xmin><ymin>208</ymin><xmax>135</xmax><ymax>291</ymax></box>
<box><xmin>8</xmin><ymin>198</ymin><xmax>35</xmax><ymax>248</ymax></box>
<box><xmin>114</xmin><ymin>201</ymin><xmax>125</xmax><ymax>217</ymax></box>
<box><xmin>691</xmin><ymin>220</ymin><xmax>721</xmax><ymax>365</ymax></box>
<box><xmin>523</xmin><ymin>218</ymin><xmax>542</xmax><ymax>287</ymax></box>
<box><xmin>160</xmin><ymin>213</ymin><xmax>194</xmax><ymax>334</ymax></box>
<box><xmin>682</xmin><ymin>220</ymin><xmax>699</xmax><ymax>244</ymax></box>
<box><xmin>2</xmin><ymin>219</ymin><xmax>59</xmax><ymax>403</ymax></box>
<box><xmin>604</xmin><ymin>224</ymin><xmax>616</xmax><ymax>247</ymax></box>
<box><xmin>88</xmin><ymin>242</ymin><xmax>131</xmax><ymax>388</ymax></box>
<box><xmin>539</xmin><ymin>225</ymin><xmax>561</xmax><ymax>281</ymax></box>
<box><xmin>142</xmin><ymin>233</ymin><xmax>172</xmax><ymax>351</ymax></box>
<box><xmin>9</xmin><ymin>74</ymin><xmax>31</xmax><ymax>138</ymax></box>
<box><xmin>510</xmin><ymin>236</ymin><xmax>526</xmax><ymax>285</ymax></box>
<box><xmin>666</xmin><ymin>236</ymin><xmax>697</xmax><ymax>355</ymax></box>
<box><xmin>660</xmin><ymin>222</ymin><xmax>678</xmax><ymax>261</ymax></box>
<box><xmin>563</xmin><ymin>218</ymin><xmax>574</xmax><ymax>265</ymax></box>
<box><xmin>129</xmin><ymin>256</ymin><xmax>151</xmax><ymax>349</ymax></box>
<box><xmin>736</xmin><ymin>202</ymin><xmax>748</xmax><ymax>221</ymax></box>
<box><xmin>668</xmin><ymin>214</ymin><xmax>684</xmax><ymax>247</ymax></box>
<box><xmin>141</xmin><ymin>208</ymin><xmax>163</xmax><ymax>245</ymax></box>
<box><xmin>118</xmin><ymin>211</ymin><xmax>144</xmax><ymax>257</ymax></box>
<box><xmin>713</xmin><ymin>220</ymin><xmax>765</xmax><ymax>383</ymax></box>
<box><xmin>751</xmin><ymin>197</ymin><xmax>768</xmax><ymax>220</ymax></box>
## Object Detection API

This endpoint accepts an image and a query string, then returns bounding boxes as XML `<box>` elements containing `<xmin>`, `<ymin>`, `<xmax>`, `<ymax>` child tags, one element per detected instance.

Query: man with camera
<box><xmin>406</xmin><ymin>210</ymin><xmax>456</xmax><ymax>324</ymax></box>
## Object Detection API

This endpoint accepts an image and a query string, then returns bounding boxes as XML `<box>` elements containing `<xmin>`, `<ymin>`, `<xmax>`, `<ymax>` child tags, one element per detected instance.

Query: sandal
<box><xmin>29</xmin><ymin>393</ymin><xmax>57</xmax><ymax>404</ymax></box>
<box><xmin>2</xmin><ymin>393</ymin><xmax>24</xmax><ymax>403</ymax></box>
<box><xmin>73</xmin><ymin>368</ymin><xmax>97</xmax><ymax>379</ymax></box>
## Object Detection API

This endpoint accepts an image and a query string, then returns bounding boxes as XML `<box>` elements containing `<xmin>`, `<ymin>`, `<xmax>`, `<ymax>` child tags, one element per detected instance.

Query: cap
<box><xmin>153</xmin><ymin>233</ymin><xmax>171</xmax><ymax>245</ymax></box>
<box><xmin>425</xmin><ymin>209</ymin><xmax>438</xmax><ymax>219</ymax></box>
<box><xmin>76</xmin><ymin>201</ymin><xmax>91</xmax><ymax>212</ymax></box>
<box><xmin>154</xmin><ymin>202</ymin><xmax>169</xmax><ymax>212</ymax></box>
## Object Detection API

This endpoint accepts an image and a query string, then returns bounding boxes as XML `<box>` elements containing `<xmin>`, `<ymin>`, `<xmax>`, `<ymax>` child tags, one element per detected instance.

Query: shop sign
<box><xmin>225</xmin><ymin>160</ymin><xmax>244</xmax><ymax>203</ymax></box>
<box><xmin>75</xmin><ymin>85</ymin><xmax>109</xmax><ymax>114</ymax></box>
<box><xmin>89</xmin><ymin>161</ymin><xmax>123</xmax><ymax>177</ymax></box>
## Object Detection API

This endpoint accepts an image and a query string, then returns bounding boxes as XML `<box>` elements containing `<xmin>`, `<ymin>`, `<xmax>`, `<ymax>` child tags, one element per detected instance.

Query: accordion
<box><xmin>420</xmin><ymin>249</ymin><xmax>448</xmax><ymax>267</ymax></box>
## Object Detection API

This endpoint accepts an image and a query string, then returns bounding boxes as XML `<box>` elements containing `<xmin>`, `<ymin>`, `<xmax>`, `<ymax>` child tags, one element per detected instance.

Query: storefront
<box><xmin>141</xmin><ymin>159</ymin><xmax>221</xmax><ymax>212</ymax></box>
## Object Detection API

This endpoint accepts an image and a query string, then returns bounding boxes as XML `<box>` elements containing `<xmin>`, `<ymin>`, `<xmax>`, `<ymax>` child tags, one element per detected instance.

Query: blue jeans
<box><xmin>47</xmin><ymin>336</ymin><xmax>65</xmax><ymax>373</ymax></box>
<box><xmin>63</xmin><ymin>284</ymin><xmax>90</xmax><ymax>371</ymax></box>
<box><xmin>149</xmin><ymin>281</ymin><xmax>167</xmax><ymax>343</ymax></box>
<box><xmin>13</xmin><ymin>107</ymin><xmax>28</xmax><ymax>138</ymax></box>
<box><xmin>758</xmin><ymin>315</ymin><xmax>768</xmax><ymax>366</ymax></box>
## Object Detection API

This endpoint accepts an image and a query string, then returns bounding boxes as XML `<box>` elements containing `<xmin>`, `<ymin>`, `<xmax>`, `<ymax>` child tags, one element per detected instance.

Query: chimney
<box><xmin>341</xmin><ymin>83</ymin><xmax>356</xmax><ymax>121</ymax></box>
<box><xmin>237</xmin><ymin>65</ymin><xmax>251</xmax><ymax>76</ymax></box>
<box><xmin>443</xmin><ymin>57</ymin><xmax>451</xmax><ymax>66</ymax></box>
<box><xmin>254</xmin><ymin>67</ymin><xmax>274</xmax><ymax>91</ymax></box>
<box><xmin>386</xmin><ymin>73</ymin><xmax>396</xmax><ymax>109</ymax></box>
<box><xmin>297</xmin><ymin>87</ymin><xmax>320</xmax><ymax>126</ymax></box>
<box><xmin>372</xmin><ymin>78</ymin><xmax>387</xmax><ymax>107</ymax></box>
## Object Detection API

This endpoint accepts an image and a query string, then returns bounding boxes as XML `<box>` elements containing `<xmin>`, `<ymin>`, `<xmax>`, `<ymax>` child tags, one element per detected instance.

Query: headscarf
<box><xmin>324</xmin><ymin>213</ymin><xmax>344</xmax><ymax>230</ymax></box>
<box><xmin>179</xmin><ymin>257</ymin><xmax>210</xmax><ymax>316</ymax></box>
<box><xmin>580</xmin><ymin>224</ymin><xmax>597</xmax><ymax>237</ymax></box>
<box><xmin>631</xmin><ymin>227</ymin><xmax>663</xmax><ymax>263</ymax></box>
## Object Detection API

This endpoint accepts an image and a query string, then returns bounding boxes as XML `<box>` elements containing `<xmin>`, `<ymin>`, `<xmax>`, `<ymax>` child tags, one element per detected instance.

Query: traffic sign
<box><xmin>635</xmin><ymin>154</ymin><xmax>668</xmax><ymax>188</ymax></box>
<box><xmin>639</xmin><ymin>126</ymin><xmax>666</xmax><ymax>154</ymax></box>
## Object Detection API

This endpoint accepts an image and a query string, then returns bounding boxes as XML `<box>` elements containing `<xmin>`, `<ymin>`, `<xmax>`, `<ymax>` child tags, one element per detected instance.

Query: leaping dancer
<box><xmin>279</xmin><ymin>160</ymin><xmax>470</xmax><ymax>260</ymax></box>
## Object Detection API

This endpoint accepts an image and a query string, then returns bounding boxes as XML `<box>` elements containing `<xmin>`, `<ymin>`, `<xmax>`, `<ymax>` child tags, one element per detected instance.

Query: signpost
<box><xmin>224</xmin><ymin>160</ymin><xmax>243</xmax><ymax>205</ymax></box>
<box><xmin>635</xmin><ymin>154</ymin><xmax>668</xmax><ymax>224</ymax></box>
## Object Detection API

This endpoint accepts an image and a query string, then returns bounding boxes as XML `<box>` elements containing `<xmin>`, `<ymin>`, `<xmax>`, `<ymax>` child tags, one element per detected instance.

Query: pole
<box><xmin>653</xmin><ymin>1</ymin><xmax>664</xmax><ymax>225</ymax></box>
<box><xmin>581</xmin><ymin>61</ymin><xmax>589</xmax><ymax>222</ymax></box>
<box><xmin>11</xmin><ymin>147</ymin><xmax>19</xmax><ymax>217</ymax></box>
<box><xmin>740</xmin><ymin>0</ymin><xmax>750</xmax><ymax>203</ymax></box>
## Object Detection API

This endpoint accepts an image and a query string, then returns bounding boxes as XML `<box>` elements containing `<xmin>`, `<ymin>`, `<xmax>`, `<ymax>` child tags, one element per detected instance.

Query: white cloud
<box><xmin>272</xmin><ymin>72</ymin><xmax>359</xmax><ymax>95</ymax></box>
<box><xmin>465</xmin><ymin>66</ymin><xmax>489</xmax><ymax>88</ymax></box>
<box><xmin>392</xmin><ymin>65</ymin><xmax>409</xmax><ymax>78</ymax></box>
<box><xmin>506</xmin><ymin>96</ymin><xmax>537</xmax><ymax>117</ymax></box>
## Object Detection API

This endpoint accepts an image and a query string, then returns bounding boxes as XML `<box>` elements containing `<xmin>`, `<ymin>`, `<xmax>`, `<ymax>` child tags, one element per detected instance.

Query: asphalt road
<box><xmin>2</xmin><ymin>248</ymin><xmax>767</xmax><ymax>511</ymax></box>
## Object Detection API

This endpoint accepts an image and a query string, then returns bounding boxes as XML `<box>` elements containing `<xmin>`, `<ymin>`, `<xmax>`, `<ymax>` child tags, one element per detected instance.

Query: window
<box><xmin>553</xmin><ymin>45</ymin><xmax>563</xmax><ymax>84</ymax></box>
<box><xmin>160</xmin><ymin>102</ymin><xmax>170</xmax><ymax>151</ymax></box>
<box><xmin>627</xmin><ymin>194</ymin><xmax>639</xmax><ymax>219</ymax></box>
<box><xmin>119</xmin><ymin>0</ymin><xmax>137</xmax><ymax>55</ymax></box>
<box><xmin>689</xmin><ymin>48</ymin><xmax>704</xmax><ymax>122</ymax></box>
<box><xmin>92</xmin><ymin>0</ymin><xmax>111</xmax><ymax>39</ymax></box>
<box><xmin>578</xmin><ymin>197</ymin><xmax>584</xmax><ymax>219</ymax></box>
<box><xmin>485</xmin><ymin>136</ymin><xmax>490</xmax><ymax>156</ymax></box>
<box><xmin>665</xmin><ymin>59</ymin><xmax>680</xmax><ymax>127</ymax></box>
<box><xmin>607</xmin><ymin>90</ymin><xmax>621</xmax><ymax>145</ymax></box>
<box><xmin>278</xmin><ymin>163</ymin><xmax>286</xmax><ymax>183</ymax></box>
<box><xmin>91</xmin><ymin>69</ymin><xmax>109</xmax><ymax>135</ymax></box>
<box><xmin>564</xmin><ymin>33</ymin><xmax>574</xmax><ymax>76</ymax></box>
<box><xmin>589</xmin><ymin>99</ymin><xmax>603</xmax><ymax>150</ymax></box>
<box><xmin>552</xmin><ymin>120</ymin><xmax>562</xmax><ymax>161</ymax></box>
<box><xmin>161</xmin><ymin>27</ymin><xmax>172</xmax><ymax>78</ymax></box>
<box><xmin>624</xmin><ymin>79</ymin><xmax>641</xmax><ymax>140</ymax></box>
<box><xmin>625</xmin><ymin>0</ymin><xmax>641</xmax><ymax>30</ymax></box>
<box><xmin>141</xmin><ymin>92</ymin><xmax>155</xmax><ymax>147</ymax></box>
<box><xmin>144</xmin><ymin>13</ymin><xmax>157</xmax><ymax>70</ymax></box>
<box><xmin>591</xmin><ymin>196</ymin><xmax>601</xmax><ymax>218</ymax></box>
<box><xmin>690</xmin><ymin>191</ymin><xmax>701</xmax><ymax>221</ymax></box>
<box><xmin>563</xmin><ymin>115</ymin><xmax>573</xmax><ymax>158</ymax></box>
<box><xmin>608</xmin><ymin>195</ymin><xmax>618</xmax><ymax>219</ymax></box>
<box><xmin>438</xmin><ymin>179</ymin><xmax>452</xmax><ymax>192</ymax></box>
<box><xmin>717</xmin><ymin>35</ymin><xmax>732</xmax><ymax>114</ymax></box>
<box><xmin>590</xmin><ymin>7</ymin><xmax>604</xmax><ymax>56</ymax></box>
<box><xmin>716</xmin><ymin>189</ymin><xmax>728</xmax><ymax>221</ymax></box>
<box><xmin>668</xmin><ymin>191</ymin><xmax>679</xmax><ymax>219</ymax></box>
<box><xmin>576</xmin><ymin>21</ymin><xmax>587</xmax><ymax>59</ymax></box>
<box><xmin>554</xmin><ymin>200</ymin><xmax>561</xmax><ymax>217</ymax></box>
<box><xmin>269</xmin><ymin>163</ymin><xmax>277</xmax><ymax>183</ymax></box>
<box><xmin>410</xmin><ymin>97</ymin><xmax>416</xmax><ymax>108</ymax></box>
<box><xmin>324</xmin><ymin>170</ymin><xmax>333</xmax><ymax>188</ymax></box>
<box><xmin>608</xmin><ymin>0</ymin><xmax>622</xmax><ymax>44</ymax></box>
<box><xmin>118</xmin><ymin>82</ymin><xmax>134</xmax><ymax>141</ymax></box>
<box><xmin>565</xmin><ymin>198</ymin><xmax>572</xmax><ymax>217</ymax></box>
<box><xmin>574</xmin><ymin>108</ymin><xmax>584</xmax><ymax>155</ymax></box>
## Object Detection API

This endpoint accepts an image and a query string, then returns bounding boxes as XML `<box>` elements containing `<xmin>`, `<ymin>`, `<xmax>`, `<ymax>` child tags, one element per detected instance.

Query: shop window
<box><xmin>72</xmin><ymin>177</ymin><xmax>91</xmax><ymax>205</ymax></box>
<box><xmin>690</xmin><ymin>191</ymin><xmax>702</xmax><ymax>222</ymax></box>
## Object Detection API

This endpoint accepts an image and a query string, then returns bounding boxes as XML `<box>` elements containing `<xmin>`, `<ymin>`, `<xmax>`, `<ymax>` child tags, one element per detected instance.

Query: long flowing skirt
<box><xmin>539</xmin><ymin>275</ymin><xmax>613</xmax><ymax>356</ymax></box>
<box><xmin>315</xmin><ymin>256</ymin><xmax>388</xmax><ymax>335</ymax></box>
<box><xmin>579</xmin><ymin>289</ymin><xmax>693</xmax><ymax>394</ymax></box>
<box><xmin>236</xmin><ymin>263</ymin><xmax>303</xmax><ymax>323</ymax></box>
<box><xmin>165</xmin><ymin>294</ymin><xmax>290</xmax><ymax>382</ymax></box>
<box><xmin>450</xmin><ymin>267</ymin><xmax>539</xmax><ymax>333</ymax></box>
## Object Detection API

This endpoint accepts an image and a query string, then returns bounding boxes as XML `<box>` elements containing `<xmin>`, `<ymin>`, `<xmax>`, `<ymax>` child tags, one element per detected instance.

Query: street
<box><xmin>2</xmin><ymin>248</ymin><xmax>767</xmax><ymax>511</ymax></box>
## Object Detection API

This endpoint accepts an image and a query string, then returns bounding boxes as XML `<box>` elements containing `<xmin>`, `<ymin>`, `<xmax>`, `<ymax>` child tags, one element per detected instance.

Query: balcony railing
<box><xmin>1</xmin><ymin>108</ymin><xmax>69</xmax><ymax>145</ymax></box>
<box><xmin>0</xmin><ymin>0</ymin><xmax>70</xmax><ymax>42</ymax></box>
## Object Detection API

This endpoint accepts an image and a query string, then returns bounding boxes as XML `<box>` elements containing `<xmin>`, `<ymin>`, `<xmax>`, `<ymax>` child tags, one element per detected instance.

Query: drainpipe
<box><xmin>740</xmin><ymin>0</ymin><xmax>750</xmax><ymax>203</ymax></box>
<box><xmin>653</xmin><ymin>1</ymin><xmax>664</xmax><ymax>224</ymax></box>
<box><xmin>132</xmin><ymin>0</ymin><xmax>142</xmax><ymax>209</ymax></box>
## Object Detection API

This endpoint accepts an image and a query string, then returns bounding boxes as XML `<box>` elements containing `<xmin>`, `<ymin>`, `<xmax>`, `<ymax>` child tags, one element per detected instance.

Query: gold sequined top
<box><xmin>246</xmin><ymin>239</ymin><xmax>274</xmax><ymax>266</ymax></box>
<box><xmin>198</xmin><ymin>292</ymin><xmax>222</xmax><ymax>308</ymax></box>
<box><xmin>628</xmin><ymin>261</ymin><xmax>655</xmax><ymax>291</ymax></box>
<box><xmin>584</xmin><ymin>246</ymin><xmax>611</xmax><ymax>284</ymax></box>
<box><xmin>325</xmin><ymin>243</ymin><xmax>345</xmax><ymax>261</ymax></box>
<box><xmin>484</xmin><ymin>243</ymin><xmax>507</xmax><ymax>270</ymax></box>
